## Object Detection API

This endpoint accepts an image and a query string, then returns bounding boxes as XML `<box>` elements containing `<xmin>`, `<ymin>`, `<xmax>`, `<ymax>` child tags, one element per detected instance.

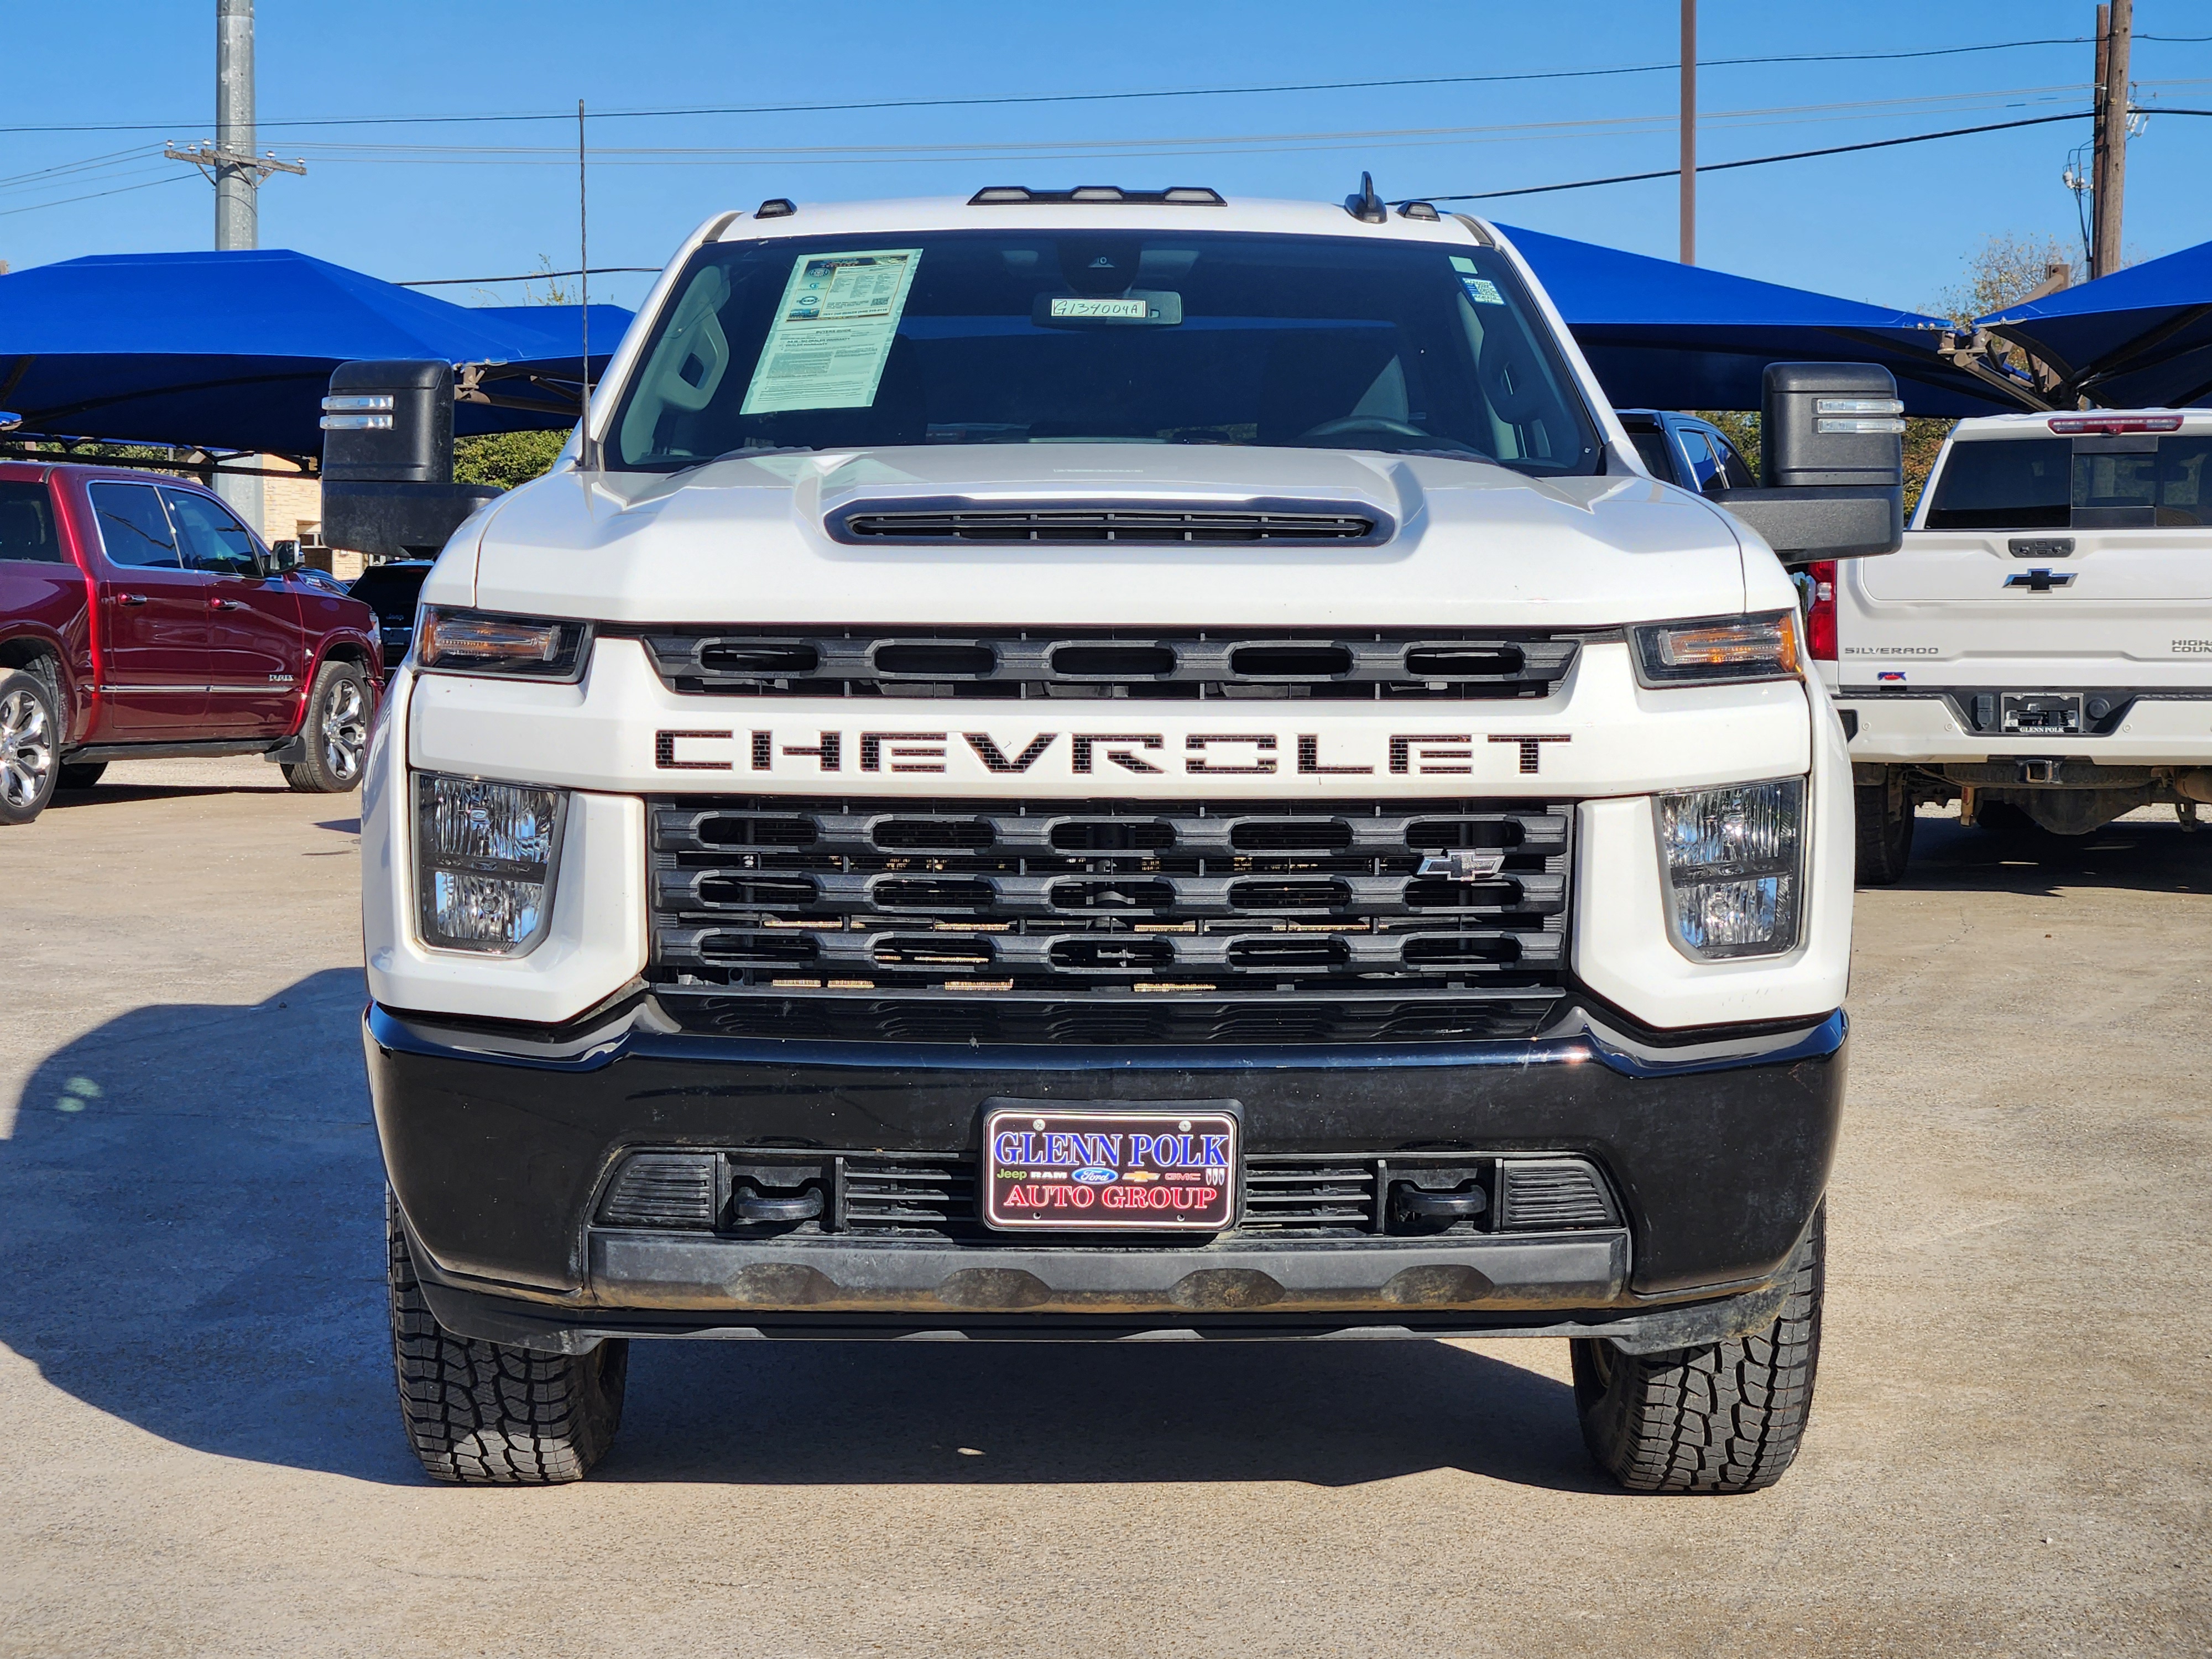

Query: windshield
<box><xmin>1928</xmin><ymin>434</ymin><xmax>2212</xmax><ymax>529</ymax></box>
<box><xmin>606</xmin><ymin>229</ymin><xmax>1599</xmax><ymax>475</ymax></box>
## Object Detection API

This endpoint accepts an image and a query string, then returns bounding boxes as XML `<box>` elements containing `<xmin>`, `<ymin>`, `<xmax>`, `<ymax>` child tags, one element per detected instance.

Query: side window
<box><xmin>1676</xmin><ymin>427</ymin><xmax>1722</xmax><ymax>493</ymax></box>
<box><xmin>160</xmin><ymin>487</ymin><xmax>259</xmax><ymax>575</ymax></box>
<box><xmin>1712</xmin><ymin>432</ymin><xmax>1757</xmax><ymax>489</ymax></box>
<box><xmin>88</xmin><ymin>482</ymin><xmax>181</xmax><ymax>569</ymax></box>
<box><xmin>0</xmin><ymin>481</ymin><xmax>64</xmax><ymax>562</ymax></box>
<box><xmin>1628</xmin><ymin>428</ymin><xmax>1678</xmax><ymax>483</ymax></box>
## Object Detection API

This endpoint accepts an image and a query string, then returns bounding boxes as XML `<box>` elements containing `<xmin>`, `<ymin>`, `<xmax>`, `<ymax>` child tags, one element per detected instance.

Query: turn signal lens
<box><xmin>1631</xmin><ymin>612</ymin><xmax>1801</xmax><ymax>685</ymax></box>
<box><xmin>1655</xmin><ymin>778</ymin><xmax>1806</xmax><ymax>961</ymax></box>
<box><xmin>414</xmin><ymin>773</ymin><xmax>567</xmax><ymax>955</ymax></box>
<box><xmin>416</xmin><ymin>608</ymin><xmax>590</xmax><ymax>681</ymax></box>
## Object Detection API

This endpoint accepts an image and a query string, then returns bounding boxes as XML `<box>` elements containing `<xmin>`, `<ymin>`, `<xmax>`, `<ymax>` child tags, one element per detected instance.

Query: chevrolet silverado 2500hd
<box><xmin>363</xmin><ymin>186</ymin><xmax>1905</xmax><ymax>1491</ymax></box>
<box><xmin>1825</xmin><ymin>409</ymin><xmax>2212</xmax><ymax>880</ymax></box>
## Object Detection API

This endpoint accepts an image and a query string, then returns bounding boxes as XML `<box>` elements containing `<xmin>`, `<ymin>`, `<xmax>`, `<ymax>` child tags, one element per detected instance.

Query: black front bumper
<box><xmin>367</xmin><ymin>997</ymin><xmax>1844</xmax><ymax>1345</ymax></box>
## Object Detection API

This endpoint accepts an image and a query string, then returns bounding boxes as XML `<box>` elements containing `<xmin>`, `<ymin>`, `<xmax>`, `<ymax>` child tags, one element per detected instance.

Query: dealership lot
<box><xmin>0</xmin><ymin>760</ymin><xmax>2206</xmax><ymax>1658</ymax></box>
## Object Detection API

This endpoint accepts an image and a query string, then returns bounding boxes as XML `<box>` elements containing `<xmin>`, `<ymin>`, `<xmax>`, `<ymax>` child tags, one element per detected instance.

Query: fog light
<box><xmin>1656</xmin><ymin>778</ymin><xmax>1805</xmax><ymax>960</ymax></box>
<box><xmin>414</xmin><ymin>773</ymin><xmax>567</xmax><ymax>954</ymax></box>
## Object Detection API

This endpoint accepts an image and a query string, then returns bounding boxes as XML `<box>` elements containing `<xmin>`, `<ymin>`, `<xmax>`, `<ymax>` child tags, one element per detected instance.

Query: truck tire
<box><xmin>0</xmin><ymin>668</ymin><xmax>61</xmax><ymax>827</ymax></box>
<box><xmin>387</xmin><ymin>1190</ymin><xmax>627</xmax><ymax>1484</ymax></box>
<box><xmin>1853</xmin><ymin>768</ymin><xmax>1914</xmax><ymax>885</ymax></box>
<box><xmin>281</xmin><ymin>659</ymin><xmax>372</xmax><ymax>794</ymax></box>
<box><xmin>1571</xmin><ymin>1203</ymin><xmax>1824</xmax><ymax>1495</ymax></box>
<box><xmin>58</xmin><ymin>761</ymin><xmax>107</xmax><ymax>791</ymax></box>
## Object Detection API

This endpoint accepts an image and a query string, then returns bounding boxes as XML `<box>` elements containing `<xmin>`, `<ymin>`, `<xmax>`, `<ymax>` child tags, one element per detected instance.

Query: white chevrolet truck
<box><xmin>1825</xmin><ymin>410</ymin><xmax>2212</xmax><ymax>879</ymax></box>
<box><xmin>354</xmin><ymin>184</ymin><xmax>1907</xmax><ymax>1491</ymax></box>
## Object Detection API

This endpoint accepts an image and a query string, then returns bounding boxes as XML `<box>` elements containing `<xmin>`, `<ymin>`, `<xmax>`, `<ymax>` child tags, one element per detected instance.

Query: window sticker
<box><xmin>1459</xmin><ymin>275</ymin><xmax>1506</xmax><ymax>306</ymax></box>
<box><xmin>1449</xmin><ymin>256</ymin><xmax>1480</xmax><ymax>274</ymax></box>
<box><xmin>740</xmin><ymin>248</ymin><xmax>923</xmax><ymax>415</ymax></box>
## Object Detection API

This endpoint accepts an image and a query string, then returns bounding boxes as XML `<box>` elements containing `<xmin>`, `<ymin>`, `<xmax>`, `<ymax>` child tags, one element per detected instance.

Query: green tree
<box><xmin>453</xmin><ymin>428</ymin><xmax>569</xmax><ymax>489</ymax></box>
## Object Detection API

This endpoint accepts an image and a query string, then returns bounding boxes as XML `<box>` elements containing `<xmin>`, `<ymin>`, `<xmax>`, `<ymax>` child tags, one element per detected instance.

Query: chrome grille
<box><xmin>646</xmin><ymin>795</ymin><xmax>1571</xmax><ymax>1043</ymax></box>
<box><xmin>627</xmin><ymin>628</ymin><xmax>1578</xmax><ymax>701</ymax></box>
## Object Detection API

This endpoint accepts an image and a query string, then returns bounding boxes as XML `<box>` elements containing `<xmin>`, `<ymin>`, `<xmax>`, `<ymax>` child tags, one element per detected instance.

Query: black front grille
<box><xmin>628</xmin><ymin>627</ymin><xmax>1578</xmax><ymax>702</ymax></box>
<box><xmin>647</xmin><ymin>795</ymin><xmax>1571</xmax><ymax>1043</ymax></box>
<box><xmin>596</xmin><ymin>1150</ymin><xmax>1616</xmax><ymax>1241</ymax></box>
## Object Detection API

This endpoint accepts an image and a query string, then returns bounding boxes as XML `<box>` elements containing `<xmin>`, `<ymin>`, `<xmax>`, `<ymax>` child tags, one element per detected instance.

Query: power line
<box><xmin>398</xmin><ymin>266</ymin><xmax>661</xmax><ymax>287</ymax></box>
<box><xmin>0</xmin><ymin>171</ymin><xmax>197</xmax><ymax>220</ymax></box>
<box><xmin>0</xmin><ymin>35</ymin><xmax>2148</xmax><ymax>138</ymax></box>
<box><xmin>1415</xmin><ymin>110</ymin><xmax>2091</xmax><ymax>202</ymax></box>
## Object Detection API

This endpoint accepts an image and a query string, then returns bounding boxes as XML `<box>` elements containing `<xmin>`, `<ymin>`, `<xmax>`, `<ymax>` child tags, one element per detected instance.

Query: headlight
<box><xmin>1631</xmin><ymin>612</ymin><xmax>1800</xmax><ymax>686</ymax></box>
<box><xmin>414</xmin><ymin>773</ymin><xmax>567</xmax><ymax>955</ymax></box>
<box><xmin>1655</xmin><ymin>777</ymin><xmax>1805</xmax><ymax>961</ymax></box>
<box><xmin>416</xmin><ymin>607</ymin><xmax>590</xmax><ymax>681</ymax></box>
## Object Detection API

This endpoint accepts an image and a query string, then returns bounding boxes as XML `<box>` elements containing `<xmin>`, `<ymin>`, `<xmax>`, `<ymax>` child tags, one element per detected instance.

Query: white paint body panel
<box><xmin>364</xmin><ymin>197</ymin><xmax>1847</xmax><ymax>1033</ymax></box>
<box><xmin>1828</xmin><ymin>411</ymin><xmax>2212</xmax><ymax>763</ymax></box>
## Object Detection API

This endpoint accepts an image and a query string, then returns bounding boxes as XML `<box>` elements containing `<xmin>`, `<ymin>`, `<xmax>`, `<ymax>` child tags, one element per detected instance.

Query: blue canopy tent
<box><xmin>1979</xmin><ymin>238</ymin><xmax>2212</xmax><ymax>409</ymax></box>
<box><xmin>1501</xmin><ymin>223</ymin><xmax>2022</xmax><ymax>418</ymax></box>
<box><xmin>0</xmin><ymin>249</ymin><xmax>630</xmax><ymax>458</ymax></box>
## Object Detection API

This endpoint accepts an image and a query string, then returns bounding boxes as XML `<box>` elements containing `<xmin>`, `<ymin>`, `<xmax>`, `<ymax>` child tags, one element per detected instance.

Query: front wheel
<box><xmin>0</xmin><ymin>669</ymin><xmax>61</xmax><ymax>827</ymax></box>
<box><xmin>388</xmin><ymin>1191</ymin><xmax>627</xmax><ymax>1484</ymax></box>
<box><xmin>281</xmin><ymin>659</ymin><xmax>371</xmax><ymax>794</ymax></box>
<box><xmin>58</xmin><ymin>761</ymin><xmax>107</xmax><ymax>791</ymax></box>
<box><xmin>1572</xmin><ymin>1204</ymin><xmax>1824</xmax><ymax>1494</ymax></box>
<box><xmin>1854</xmin><ymin>769</ymin><xmax>1914</xmax><ymax>885</ymax></box>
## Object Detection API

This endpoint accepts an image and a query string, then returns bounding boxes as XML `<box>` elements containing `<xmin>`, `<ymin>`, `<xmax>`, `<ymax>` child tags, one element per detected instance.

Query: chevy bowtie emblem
<box><xmin>1417</xmin><ymin>851</ymin><xmax>1507</xmax><ymax>880</ymax></box>
<box><xmin>2005</xmin><ymin>567</ymin><xmax>2075</xmax><ymax>592</ymax></box>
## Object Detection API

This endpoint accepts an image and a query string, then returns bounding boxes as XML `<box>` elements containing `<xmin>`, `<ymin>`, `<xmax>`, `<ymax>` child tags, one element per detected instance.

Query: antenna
<box><xmin>577</xmin><ymin>98</ymin><xmax>596</xmax><ymax>472</ymax></box>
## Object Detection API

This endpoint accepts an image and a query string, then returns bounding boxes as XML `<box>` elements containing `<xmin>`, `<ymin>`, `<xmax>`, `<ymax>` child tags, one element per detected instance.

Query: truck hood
<box><xmin>459</xmin><ymin>444</ymin><xmax>1748</xmax><ymax>628</ymax></box>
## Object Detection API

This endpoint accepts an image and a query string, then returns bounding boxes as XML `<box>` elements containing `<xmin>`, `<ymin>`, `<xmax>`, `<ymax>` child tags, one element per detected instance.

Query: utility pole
<box><xmin>2091</xmin><ymin>0</ymin><xmax>2133</xmax><ymax>279</ymax></box>
<box><xmin>161</xmin><ymin>0</ymin><xmax>307</xmax><ymax>534</ymax></box>
<box><xmin>1679</xmin><ymin>0</ymin><xmax>1696</xmax><ymax>265</ymax></box>
<box><xmin>165</xmin><ymin>0</ymin><xmax>306</xmax><ymax>251</ymax></box>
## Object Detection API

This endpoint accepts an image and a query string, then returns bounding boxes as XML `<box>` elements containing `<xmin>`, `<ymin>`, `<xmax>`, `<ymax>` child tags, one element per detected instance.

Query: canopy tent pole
<box><xmin>1679</xmin><ymin>0</ymin><xmax>1696</xmax><ymax>266</ymax></box>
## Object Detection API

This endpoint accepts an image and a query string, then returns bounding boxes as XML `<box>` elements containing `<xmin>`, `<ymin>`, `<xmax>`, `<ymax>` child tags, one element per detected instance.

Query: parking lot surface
<box><xmin>1</xmin><ymin>759</ymin><xmax>2207</xmax><ymax>1658</ymax></box>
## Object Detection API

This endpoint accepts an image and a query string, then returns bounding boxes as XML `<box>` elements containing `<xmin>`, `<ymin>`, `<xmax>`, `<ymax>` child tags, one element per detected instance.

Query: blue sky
<box><xmin>3</xmin><ymin>1</ymin><xmax>2208</xmax><ymax>317</ymax></box>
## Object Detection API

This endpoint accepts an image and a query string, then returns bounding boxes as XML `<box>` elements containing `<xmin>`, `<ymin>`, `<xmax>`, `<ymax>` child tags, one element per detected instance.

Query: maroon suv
<box><xmin>0</xmin><ymin>461</ymin><xmax>383</xmax><ymax>825</ymax></box>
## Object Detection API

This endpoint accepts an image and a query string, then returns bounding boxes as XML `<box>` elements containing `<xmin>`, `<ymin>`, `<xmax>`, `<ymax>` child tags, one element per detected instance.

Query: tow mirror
<box><xmin>1709</xmin><ymin>362</ymin><xmax>1906</xmax><ymax>562</ymax></box>
<box><xmin>257</xmin><ymin>538</ymin><xmax>304</xmax><ymax>576</ymax></box>
<box><xmin>318</xmin><ymin>359</ymin><xmax>501</xmax><ymax>561</ymax></box>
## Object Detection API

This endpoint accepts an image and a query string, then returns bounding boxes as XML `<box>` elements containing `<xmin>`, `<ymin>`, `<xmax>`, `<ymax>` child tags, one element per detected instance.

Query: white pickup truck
<box><xmin>353</xmin><ymin>184</ymin><xmax>1906</xmax><ymax>1491</ymax></box>
<box><xmin>1823</xmin><ymin>410</ymin><xmax>2212</xmax><ymax>880</ymax></box>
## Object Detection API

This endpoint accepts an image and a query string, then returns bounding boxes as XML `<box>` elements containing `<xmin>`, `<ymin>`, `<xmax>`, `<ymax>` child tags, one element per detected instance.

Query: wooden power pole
<box><xmin>2093</xmin><ymin>0</ymin><xmax>2133</xmax><ymax>279</ymax></box>
<box><xmin>1680</xmin><ymin>0</ymin><xmax>1697</xmax><ymax>265</ymax></box>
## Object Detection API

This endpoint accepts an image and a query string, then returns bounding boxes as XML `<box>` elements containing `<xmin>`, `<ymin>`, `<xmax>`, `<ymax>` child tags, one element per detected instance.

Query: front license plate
<box><xmin>983</xmin><ymin>1103</ymin><xmax>1239</xmax><ymax>1232</ymax></box>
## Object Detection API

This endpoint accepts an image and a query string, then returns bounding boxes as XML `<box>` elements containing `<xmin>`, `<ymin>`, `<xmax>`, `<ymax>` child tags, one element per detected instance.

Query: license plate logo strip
<box><xmin>983</xmin><ymin>1107</ymin><xmax>1239</xmax><ymax>1232</ymax></box>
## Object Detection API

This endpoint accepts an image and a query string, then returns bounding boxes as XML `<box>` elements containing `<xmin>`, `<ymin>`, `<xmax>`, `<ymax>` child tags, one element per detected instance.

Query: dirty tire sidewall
<box><xmin>387</xmin><ymin>1191</ymin><xmax>627</xmax><ymax>1485</ymax></box>
<box><xmin>0</xmin><ymin>669</ymin><xmax>62</xmax><ymax>827</ymax></box>
<box><xmin>1571</xmin><ymin>1203</ymin><xmax>1825</xmax><ymax>1495</ymax></box>
<box><xmin>287</xmin><ymin>659</ymin><xmax>372</xmax><ymax>794</ymax></box>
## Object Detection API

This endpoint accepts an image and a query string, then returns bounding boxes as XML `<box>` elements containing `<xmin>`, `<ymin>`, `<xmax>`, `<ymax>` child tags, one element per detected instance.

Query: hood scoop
<box><xmin>824</xmin><ymin>496</ymin><xmax>1393</xmax><ymax>547</ymax></box>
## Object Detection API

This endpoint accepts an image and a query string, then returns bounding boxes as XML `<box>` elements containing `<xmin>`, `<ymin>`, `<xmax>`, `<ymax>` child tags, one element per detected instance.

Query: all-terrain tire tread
<box><xmin>1573</xmin><ymin>1206</ymin><xmax>1824</xmax><ymax>1494</ymax></box>
<box><xmin>386</xmin><ymin>1190</ymin><xmax>625</xmax><ymax>1484</ymax></box>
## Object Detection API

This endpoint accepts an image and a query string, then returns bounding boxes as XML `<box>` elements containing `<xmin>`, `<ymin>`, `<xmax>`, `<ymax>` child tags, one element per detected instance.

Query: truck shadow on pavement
<box><xmin>1892</xmin><ymin>811</ymin><xmax>2212</xmax><ymax>897</ymax></box>
<box><xmin>2</xmin><ymin>969</ymin><xmax>1598</xmax><ymax>1493</ymax></box>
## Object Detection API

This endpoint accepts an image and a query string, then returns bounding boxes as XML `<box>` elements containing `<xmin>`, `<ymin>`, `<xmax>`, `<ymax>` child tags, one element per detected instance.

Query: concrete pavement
<box><xmin>1</xmin><ymin>761</ymin><xmax>2206</xmax><ymax>1657</ymax></box>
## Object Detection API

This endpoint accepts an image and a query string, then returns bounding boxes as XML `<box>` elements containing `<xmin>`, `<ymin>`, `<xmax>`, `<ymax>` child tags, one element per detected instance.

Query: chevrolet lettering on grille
<box><xmin>656</xmin><ymin>727</ymin><xmax>1574</xmax><ymax>778</ymax></box>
